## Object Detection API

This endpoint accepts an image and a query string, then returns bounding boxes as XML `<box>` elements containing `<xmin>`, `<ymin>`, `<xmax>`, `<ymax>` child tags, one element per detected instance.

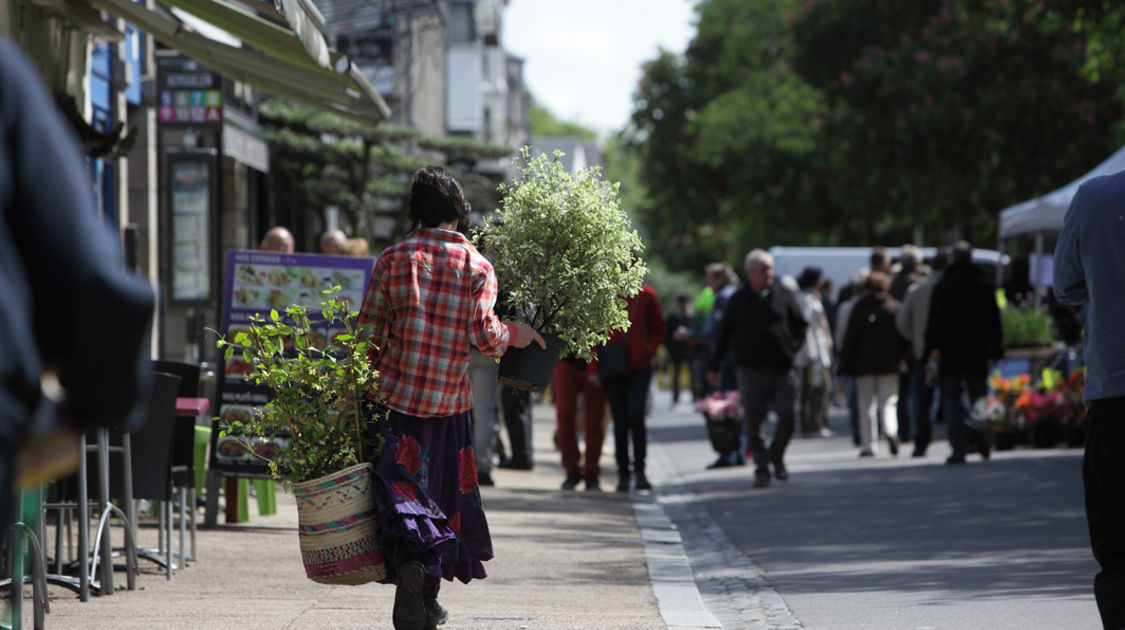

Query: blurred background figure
<box><xmin>497</xmin><ymin>386</ymin><xmax>533</xmax><ymax>471</ymax></box>
<box><xmin>319</xmin><ymin>229</ymin><xmax>347</xmax><ymax>255</ymax></box>
<box><xmin>679</xmin><ymin>262</ymin><xmax>743</xmax><ymax>469</ymax></box>
<box><xmin>260</xmin><ymin>226</ymin><xmax>295</xmax><ymax>253</ymax></box>
<box><xmin>890</xmin><ymin>244</ymin><xmax>929</xmax><ymax>445</ymax></box>
<box><xmin>835</xmin><ymin>268</ymin><xmax>870</xmax><ymax>446</ymax></box>
<box><xmin>896</xmin><ymin>247</ymin><xmax>950</xmax><ymax>457</ymax></box>
<box><xmin>795</xmin><ymin>267</ymin><xmax>833</xmax><ymax>438</ymax></box>
<box><xmin>468</xmin><ymin>347</ymin><xmax>501</xmax><ymax>486</ymax></box>
<box><xmin>925</xmin><ymin>240</ymin><xmax>1003</xmax><ymax>465</ymax></box>
<box><xmin>601</xmin><ymin>283</ymin><xmax>666</xmax><ymax>493</ymax></box>
<box><xmin>343</xmin><ymin>237</ymin><xmax>371</xmax><ymax>257</ymax></box>
<box><xmin>663</xmin><ymin>295</ymin><xmax>694</xmax><ymax>408</ymax></box>
<box><xmin>553</xmin><ymin>353</ymin><xmax>606</xmax><ymax>491</ymax></box>
<box><xmin>0</xmin><ymin>38</ymin><xmax>155</xmax><ymax>530</ymax></box>
<box><xmin>838</xmin><ymin>271</ymin><xmax>907</xmax><ymax>457</ymax></box>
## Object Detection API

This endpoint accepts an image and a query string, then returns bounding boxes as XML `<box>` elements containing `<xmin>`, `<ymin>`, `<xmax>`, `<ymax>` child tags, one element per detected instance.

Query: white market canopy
<box><xmin>998</xmin><ymin>144</ymin><xmax>1125</xmax><ymax>239</ymax></box>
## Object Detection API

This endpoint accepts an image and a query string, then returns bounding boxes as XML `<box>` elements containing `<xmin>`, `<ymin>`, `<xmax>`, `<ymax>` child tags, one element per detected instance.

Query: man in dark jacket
<box><xmin>708</xmin><ymin>250</ymin><xmax>808</xmax><ymax>488</ymax></box>
<box><xmin>924</xmin><ymin>241</ymin><xmax>1003</xmax><ymax>465</ymax></box>
<box><xmin>0</xmin><ymin>39</ymin><xmax>154</xmax><ymax>530</ymax></box>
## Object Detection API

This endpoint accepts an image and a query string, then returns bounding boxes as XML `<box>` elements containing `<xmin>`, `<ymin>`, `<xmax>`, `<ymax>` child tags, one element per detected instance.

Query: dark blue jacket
<box><xmin>0</xmin><ymin>38</ymin><xmax>153</xmax><ymax>444</ymax></box>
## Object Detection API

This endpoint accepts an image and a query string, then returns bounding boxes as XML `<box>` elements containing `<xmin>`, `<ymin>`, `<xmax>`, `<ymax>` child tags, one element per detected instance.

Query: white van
<box><xmin>769</xmin><ymin>246</ymin><xmax>1009</xmax><ymax>295</ymax></box>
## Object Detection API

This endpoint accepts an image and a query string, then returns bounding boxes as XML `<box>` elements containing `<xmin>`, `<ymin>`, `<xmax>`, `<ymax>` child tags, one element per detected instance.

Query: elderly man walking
<box><xmin>708</xmin><ymin>250</ymin><xmax>808</xmax><ymax>488</ymax></box>
<box><xmin>1054</xmin><ymin>170</ymin><xmax>1125</xmax><ymax>630</ymax></box>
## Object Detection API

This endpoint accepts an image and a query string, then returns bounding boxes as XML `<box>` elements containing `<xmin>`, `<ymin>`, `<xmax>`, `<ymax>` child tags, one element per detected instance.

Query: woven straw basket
<box><xmin>291</xmin><ymin>462</ymin><xmax>386</xmax><ymax>585</ymax></box>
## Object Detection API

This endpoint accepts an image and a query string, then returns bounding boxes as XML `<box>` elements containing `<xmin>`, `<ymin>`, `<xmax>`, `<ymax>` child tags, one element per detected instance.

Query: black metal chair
<box><xmin>151</xmin><ymin>360</ymin><xmax>203</xmax><ymax>560</ymax></box>
<box><xmin>45</xmin><ymin>371</ymin><xmax>180</xmax><ymax>592</ymax></box>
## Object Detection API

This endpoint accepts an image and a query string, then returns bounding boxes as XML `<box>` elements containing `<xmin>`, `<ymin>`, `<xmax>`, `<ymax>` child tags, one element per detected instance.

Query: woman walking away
<box><xmin>598</xmin><ymin>283</ymin><xmax>666</xmax><ymax>492</ymax></box>
<box><xmin>838</xmin><ymin>271</ymin><xmax>908</xmax><ymax>457</ymax></box>
<box><xmin>359</xmin><ymin>166</ymin><xmax>544</xmax><ymax>630</ymax></box>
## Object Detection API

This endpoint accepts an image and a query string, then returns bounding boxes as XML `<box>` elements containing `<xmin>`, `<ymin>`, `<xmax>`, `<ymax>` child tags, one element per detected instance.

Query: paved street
<box><xmin>645</xmin><ymin>388</ymin><xmax>1101</xmax><ymax>629</ymax></box>
<box><xmin>12</xmin><ymin>386</ymin><xmax>1102</xmax><ymax>629</ymax></box>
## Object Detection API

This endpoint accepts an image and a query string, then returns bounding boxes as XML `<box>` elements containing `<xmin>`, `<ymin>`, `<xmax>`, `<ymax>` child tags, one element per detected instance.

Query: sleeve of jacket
<box><xmin>468</xmin><ymin>258</ymin><xmax>511</xmax><ymax>359</ymax></box>
<box><xmin>1053</xmin><ymin>189</ymin><xmax>1088</xmax><ymax>305</ymax></box>
<box><xmin>923</xmin><ymin>284</ymin><xmax>945</xmax><ymax>360</ymax></box>
<box><xmin>838</xmin><ymin>305</ymin><xmax>861</xmax><ymax>376</ymax></box>
<box><xmin>6</xmin><ymin>41</ymin><xmax>154</xmax><ymax>432</ymax></box>
<box><xmin>710</xmin><ymin>292</ymin><xmax>738</xmax><ymax>372</ymax></box>
<box><xmin>983</xmin><ymin>286</ymin><xmax>1005</xmax><ymax>360</ymax></box>
<box><xmin>644</xmin><ymin>289</ymin><xmax>667</xmax><ymax>359</ymax></box>
<box><xmin>788</xmin><ymin>291</ymin><xmax>810</xmax><ymax>355</ymax></box>
<box><xmin>895</xmin><ymin>292</ymin><xmax>914</xmax><ymax>341</ymax></box>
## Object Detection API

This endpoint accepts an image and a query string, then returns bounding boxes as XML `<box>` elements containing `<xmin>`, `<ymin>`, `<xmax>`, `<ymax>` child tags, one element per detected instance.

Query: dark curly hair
<box><xmin>406</xmin><ymin>166</ymin><xmax>471</xmax><ymax>233</ymax></box>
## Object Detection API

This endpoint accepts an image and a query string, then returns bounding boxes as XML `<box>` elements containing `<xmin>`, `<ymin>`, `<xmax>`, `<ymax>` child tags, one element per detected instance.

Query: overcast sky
<box><xmin>503</xmin><ymin>0</ymin><xmax>697</xmax><ymax>137</ymax></box>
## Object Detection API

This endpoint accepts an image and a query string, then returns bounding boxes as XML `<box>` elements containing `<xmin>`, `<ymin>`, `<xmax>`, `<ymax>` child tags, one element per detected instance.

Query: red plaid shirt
<box><xmin>359</xmin><ymin>228</ymin><xmax>510</xmax><ymax>417</ymax></box>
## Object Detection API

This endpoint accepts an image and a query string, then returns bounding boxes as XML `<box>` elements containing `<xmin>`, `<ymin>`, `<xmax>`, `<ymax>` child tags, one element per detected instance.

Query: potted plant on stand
<box><xmin>473</xmin><ymin>148</ymin><xmax>647</xmax><ymax>391</ymax></box>
<box><xmin>212</xmin><ymin>288</ymin><xmax>386</xmax><ymax>585</ymax></box>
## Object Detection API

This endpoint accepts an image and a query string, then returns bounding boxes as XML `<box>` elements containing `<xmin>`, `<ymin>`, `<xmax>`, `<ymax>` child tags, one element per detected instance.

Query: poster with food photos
<box><xmin>210</xmin><ymin>250</ymin><xmax>374</xmax><ymax>476</ymax></box>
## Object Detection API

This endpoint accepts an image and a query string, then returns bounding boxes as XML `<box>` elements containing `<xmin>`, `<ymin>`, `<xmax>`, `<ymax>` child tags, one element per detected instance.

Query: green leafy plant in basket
<box><xmin>210</xmin><ymin>287</ymin><xmax>384</xmax><ymax>484</ymax></box>
<box><xmin>473</xmin><ymin>147</ymin><xmax>647</xmax><ymax>362</ymax></box>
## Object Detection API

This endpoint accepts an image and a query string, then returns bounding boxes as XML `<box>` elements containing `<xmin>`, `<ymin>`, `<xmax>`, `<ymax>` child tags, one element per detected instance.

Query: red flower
<box><xmin>391</xmin><ymin>481</ymin><xmax>417</xmax><ymax>501</ymax></box>
<box><xmin>458</xmin><ymin>447</ymin><xmax>477</xmax><ymax>493</ymax></box>
<box><xmin>396</xmin><ymin>436</ymin><xmax>422</xmax><ymax>476</ymax></box>
<box><xmin>449</xmin><ymin>512</ymin><xmax>461</xmax><ymax>534</ymax></box>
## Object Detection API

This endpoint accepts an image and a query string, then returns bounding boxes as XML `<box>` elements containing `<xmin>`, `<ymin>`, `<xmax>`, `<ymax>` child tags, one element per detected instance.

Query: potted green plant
<box><xmin>211</xmin><ymin>288</ymin><xmax>386</xmax><ymax>585</ymax></box>
<box><xmin>473</xmin><ymin>148</ymin><xmax>647</xmax><ymax>391</ymax></box>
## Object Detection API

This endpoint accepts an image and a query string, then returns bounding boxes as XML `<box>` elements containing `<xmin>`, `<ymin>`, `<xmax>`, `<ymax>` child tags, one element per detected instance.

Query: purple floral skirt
<box><xmin>365</xmin><ymin>407</ymin><xmax>493</xmax><ymax>584</ymax></box>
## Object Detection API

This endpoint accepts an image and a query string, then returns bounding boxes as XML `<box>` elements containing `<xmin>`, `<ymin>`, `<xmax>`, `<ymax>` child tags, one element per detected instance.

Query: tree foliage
<box><xmin>628</xmin><ymin>0</ymin><xmax>1125</xmax><ymax>273</ymax></box>
<box><xmin>528</xmin><ymin>97</ymin><xmax>598</xmax><ymax>140</ymax></box>
<box><xmin>260</xmin><ymin>100</ymin><xmax>514</xmax><ymax>247</ymax></box>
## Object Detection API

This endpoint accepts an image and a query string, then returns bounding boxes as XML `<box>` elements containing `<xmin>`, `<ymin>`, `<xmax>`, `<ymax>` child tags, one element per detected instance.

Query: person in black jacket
<box><xmin>838</xmin><ymin>271</ymin><xmax>908</xmax><ymax>457</ymax></box>
<box><xmin>0</xmin><ymin>39</ymin><xmax>154</xmax><ymax>530</ymax></box>
<box><xmin>707</xmin><ymin>250</ymin><xmax>808</xmax><ymax>488</ymax></box>
<box><xmin>924</xmin><ymin>241</ymin><xmax>1003</xmax><ymax>465</ymax></box>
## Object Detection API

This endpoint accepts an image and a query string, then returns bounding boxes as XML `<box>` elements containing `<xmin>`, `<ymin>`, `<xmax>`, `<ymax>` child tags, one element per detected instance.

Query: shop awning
<box><xmin>90</xmin><ymin>0</ymin><xmax>390</xmax><ymax>123</ymax></box>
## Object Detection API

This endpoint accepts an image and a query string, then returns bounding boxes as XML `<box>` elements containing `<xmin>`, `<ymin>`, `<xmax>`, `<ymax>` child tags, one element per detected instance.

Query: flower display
<box><xmin>986</xmin><ymin>368</ymin><xmax>1086</xmax><ymax>448</ymax></box>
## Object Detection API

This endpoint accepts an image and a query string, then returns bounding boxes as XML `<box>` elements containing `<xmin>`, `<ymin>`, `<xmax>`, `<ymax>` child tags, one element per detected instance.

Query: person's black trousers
<box><xmin>1084</xmin><ymin>396</ymin><xmax>1125</xmax><ymax>629</ymax></box>
<box><xmin>500</xmin><ymin>386</ymin><xmax>533</xmax><ymax>468</ymax></box>
<box><xmin>604</xmin><ymin>369</ymin><xmax>653</xmax><ymax>475</ymax></box>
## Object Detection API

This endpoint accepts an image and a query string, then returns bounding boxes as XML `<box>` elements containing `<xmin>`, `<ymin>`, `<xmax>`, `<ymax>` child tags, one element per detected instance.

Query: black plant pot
<box><xmin>498</xmin><ymin>333</ymin><xmax>567</xmax><ymax>393</ymax></box>
<box><xmin>1029</xmin><ymin>420</ymin><xmax>1063</xmax><ymax>449</ymax></box>
<box><xmin>993</xmin><ymin>431</ymin><xmax>1018</xmax><ymax>451</ymax></box>
<box><xmin>1065</xmin><ymin>425</ymin><xmax>1086</xmax><ymax>448</ymax></box>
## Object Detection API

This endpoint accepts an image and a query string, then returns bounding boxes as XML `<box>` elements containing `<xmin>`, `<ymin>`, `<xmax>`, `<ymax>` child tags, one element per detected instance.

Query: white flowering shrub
<box><xmin>474</xmin><ymin>148</ymin><xmax>646</xmax><ymax>360</ymax></box>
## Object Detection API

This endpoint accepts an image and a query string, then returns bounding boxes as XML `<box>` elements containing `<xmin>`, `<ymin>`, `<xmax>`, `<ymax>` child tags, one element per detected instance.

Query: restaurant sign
<box><xmin>210</xmin><ymin>250</ymin><xmax>374</xmax><ymax>477</ymax></box>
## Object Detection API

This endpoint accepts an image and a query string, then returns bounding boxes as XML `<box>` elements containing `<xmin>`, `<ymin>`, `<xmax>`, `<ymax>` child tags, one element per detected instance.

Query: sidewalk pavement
<box><xmin>25</xmin><ymin>398</ymin><xmax>712</xmax><ymax>630</ymax></box>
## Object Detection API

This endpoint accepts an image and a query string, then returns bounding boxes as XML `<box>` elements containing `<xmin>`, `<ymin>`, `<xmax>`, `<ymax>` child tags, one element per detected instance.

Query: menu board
<box><xmin>210</xmin><ymin>250</ymin><xmax>374</xmax><ymax>477</ymax></box>
<box><xmin>169</xmin><ymin>160</ymin><xmax>212</xmax><ymax>302</ymax></box>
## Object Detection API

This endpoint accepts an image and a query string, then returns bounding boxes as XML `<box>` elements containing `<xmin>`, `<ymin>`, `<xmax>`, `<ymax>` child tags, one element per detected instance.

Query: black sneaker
<box><xmin>772</xmin><ymin>460</ymin><xmax>789</xmax><ymax>481</ymax></box>
<box><xmin>635</xmin><ymin>474</ymin><xmax>652</xmax><ymax>491</ymax></box>
<box><xmin>393</xmin><ymin>559</ymin><xmax>426</xmax><ymax>630</ymax></box>
<box><xmin>561</xmin><ymin>471</ymin><xmax>582</xmax><ymax>491</ymax></box>
<box><xmin>584</xmin><ymin>476</ymin><xmax>601</xmax><ymax>492</ymax></box>
<box><xmin>754</xmin><ymin>470</ymin><xmax>771</xmax><ymax>488</ymax></box>
<box><xmin>423</xmin><ymin>583</ymin><xmax>447</xmax><ymax>629</ymax></box>
<box><xmin>424</xmin><ymin>599</ymin><xmax>448</xmax><ymax>629</ymax></box>
<box><xmin>476</xmin><ymin>470</ymin><xmax>494</xmax><ymax>487</ymax></box>
<box><xmin>616</xmin><ymin>472</ymin><xmax>630</xmax><ymax>493</ymax></box>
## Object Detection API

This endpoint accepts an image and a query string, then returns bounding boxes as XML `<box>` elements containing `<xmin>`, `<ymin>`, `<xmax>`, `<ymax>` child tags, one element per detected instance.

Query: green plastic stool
<box><xmin>253</xmin><ymin>479</ymin><xmax>276</xmax><ymax>516</ymax></box>
<box><xmin>193</xmin><ymin>425</ymin><xmax>211</xmax><ymax>495</ymax></box>
<box><xmin>235</xmin><ymin>479</ymin><xmax>250</xmax><ymax>523</ymax></box>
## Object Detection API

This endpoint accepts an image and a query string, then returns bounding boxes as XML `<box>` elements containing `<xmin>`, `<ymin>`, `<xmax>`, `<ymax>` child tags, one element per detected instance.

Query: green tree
<box><xmin>261</xmin><ymin>100</ymin><xmax>514</xmax><ymax>249</ymax></box>
<box><xmin>793</xmin><ymin>0</ymin><xmax>1125</xmax><ymax>245</ymax></box>
<box><xmin>627</xmin><ymin>0</ymin><xmax>1125</xmax><ymax>275</ymax></box>
<box><xmin>528</xmin><ymin>97</ymin><xmax>598</xmax><ymax>140</ymax></box>
<box><xmin>628</xmin><ymin>0</ymin><xmax>825</xmax><ymax>272</ymax></box>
